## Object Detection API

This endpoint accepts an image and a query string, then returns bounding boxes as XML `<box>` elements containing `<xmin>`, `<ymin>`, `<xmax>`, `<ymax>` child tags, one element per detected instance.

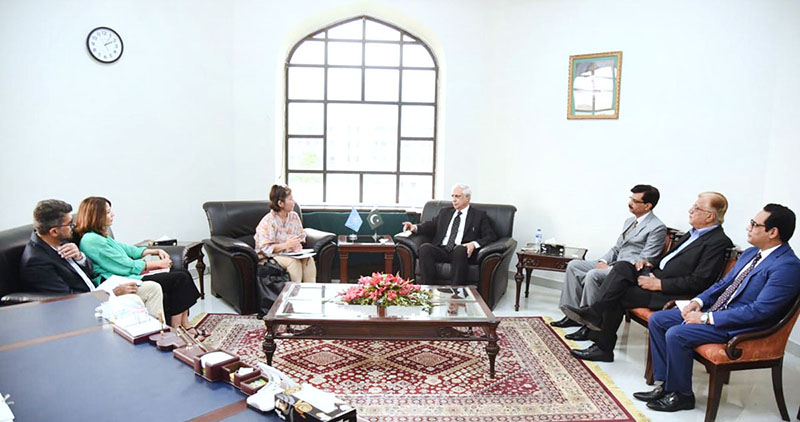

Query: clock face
<box><xmin>86</xmin><ymin>27</ymin><xmax>123</xmax><ymax>63</ymax></box>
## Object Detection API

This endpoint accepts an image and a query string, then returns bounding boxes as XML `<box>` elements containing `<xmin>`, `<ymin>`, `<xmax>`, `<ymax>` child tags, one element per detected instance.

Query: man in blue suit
<box><xmin>633</xmin><ymin>203</ymin><xmax>800</xmax><ymax>412</ymax></box>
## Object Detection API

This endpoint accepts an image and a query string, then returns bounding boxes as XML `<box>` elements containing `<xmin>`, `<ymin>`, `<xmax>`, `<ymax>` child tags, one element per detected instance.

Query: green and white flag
<box><xmin>367</xmin><ymin>208</ymin><xmax>384</xmax><ymax>231</ymax></box>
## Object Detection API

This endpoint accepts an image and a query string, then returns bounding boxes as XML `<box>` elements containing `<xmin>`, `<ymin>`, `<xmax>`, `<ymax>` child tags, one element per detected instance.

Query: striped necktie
<box><xmin>623</xmin><ymin>220</ymin><xmax>638</xmax><ymax>239</ymax></box>
<box><xmin>446</xmin><ymin>211</ymin><xmax>462</xmax><ymax>250</ymax></box>
<box><xmin>710</xmin><ymin>252</ymin><xmax>762</xmax><ymax>311</ymax></box>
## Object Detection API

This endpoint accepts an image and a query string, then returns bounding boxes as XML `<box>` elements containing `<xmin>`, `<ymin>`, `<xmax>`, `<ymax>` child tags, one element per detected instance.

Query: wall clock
<box><xmin>86</xmin><ymin>27</ymin><xmax>123</xmax><ymax>63</ymax></box>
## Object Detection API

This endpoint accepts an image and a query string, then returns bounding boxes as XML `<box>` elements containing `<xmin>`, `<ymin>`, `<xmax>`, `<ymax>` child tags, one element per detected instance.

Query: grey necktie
<box><xmin>446</xmin><ymin>211</ymin><xmax>462</xmax><ymax>250</ymax></box>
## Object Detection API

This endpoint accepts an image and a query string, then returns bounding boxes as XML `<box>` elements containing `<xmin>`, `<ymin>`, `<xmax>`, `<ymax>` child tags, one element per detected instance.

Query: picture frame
<box><xmin>567</xmin><ymin>51</ymin><xmax>622</xmax><ymax>119</ymax></box>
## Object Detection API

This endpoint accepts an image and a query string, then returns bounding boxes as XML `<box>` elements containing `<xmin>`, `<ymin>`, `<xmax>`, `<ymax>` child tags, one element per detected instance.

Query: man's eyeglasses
<box><xmin>689</xmin><ymin>204</ymin><xmax>714</xmax><ymax>214</ymax></box>
<box><xmin>56</xmin><ymin>223</ymin><xmax>75</xmax><ymax>229</ymax></box>
<box><xmin>629</xmin><ymin>196</ymin><xmax>645</xmax><ymax>204</ymax></box>
<box><xmin>749</xmin><ymin>219</ymin><xmax>767</xmax><ymax>229</ymax></box>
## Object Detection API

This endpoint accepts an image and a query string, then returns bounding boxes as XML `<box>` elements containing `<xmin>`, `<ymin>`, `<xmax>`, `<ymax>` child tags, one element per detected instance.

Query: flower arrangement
<box><xmin>339</xmin><ymin>273</ymin><xmax>433</xmax><ymax>312</ymax></box>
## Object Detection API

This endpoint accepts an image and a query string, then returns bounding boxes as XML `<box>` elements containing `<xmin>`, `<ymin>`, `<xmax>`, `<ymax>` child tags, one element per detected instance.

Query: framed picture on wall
<box><xmin>567</xmin><ymin>51</ymin><xmax>622</xmax><ymax>119</ymax></box>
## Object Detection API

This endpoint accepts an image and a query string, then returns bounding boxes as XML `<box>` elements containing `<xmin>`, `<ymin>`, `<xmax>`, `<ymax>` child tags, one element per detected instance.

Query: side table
<box><xmin>337</xmin><ymin>235</ymin><xmax>395</xmax><ymax>283</ymax></box>
<box><xmin>138</xmin><ymin>240</ymin><xmax>206</xmax><ymax>299</ymax></box>
<box><xmin>514</xmin><ymin>247</ymin><xmax>587</xmax><ymax>311</ymax></box>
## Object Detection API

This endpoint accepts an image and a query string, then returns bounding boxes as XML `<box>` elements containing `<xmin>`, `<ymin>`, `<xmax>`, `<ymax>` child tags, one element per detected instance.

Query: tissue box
<box><xmin>222</xmin><ymin>362</ymin><xmax>261</xmax><ymax>387</ymax></box>
<box><xmin>193</xmin><ymin>350</ymin><xmax>239</xmax><ymax>382</ymax></box>
<box><xmin>275</xmin><ymin>384</ymin><xmax>356</xmax><ymax>422</ymax></box>
<box><xmin>541</xmin><ymin>243</ymin><xmax>565</xmax><ymax>256</ymax></box>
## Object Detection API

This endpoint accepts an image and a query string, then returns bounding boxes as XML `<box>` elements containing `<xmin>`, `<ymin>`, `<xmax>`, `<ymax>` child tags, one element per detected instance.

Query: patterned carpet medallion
<box><xmin>196</xmin><ymin>314</ymin><xmax>645</xmax><ymax>421</ymax></box>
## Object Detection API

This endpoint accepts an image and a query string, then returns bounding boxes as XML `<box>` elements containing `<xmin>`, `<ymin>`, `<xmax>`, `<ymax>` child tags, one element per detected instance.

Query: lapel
<box><xmin>31</xmin><ymin>232</ymin><xmax>82</xmax><ymax>277</ymax></box>
<box><xmin>463</xmin><ymin>206</ymin><xmax>475</xmax><ymax>232</ymax></box>
<box><xmin>669</xmin><ymin>226</ymin><xmax>720</xmax><ymax>259</ymax></box>
<box><xmin>731</xmin><ymin>244</ymin><xmax>787</xmax><ymax>301</ymax></box>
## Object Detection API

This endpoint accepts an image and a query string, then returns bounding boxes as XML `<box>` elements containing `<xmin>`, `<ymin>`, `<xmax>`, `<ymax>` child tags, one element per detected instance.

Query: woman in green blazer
<box><xmin>76</xmin><ymin>196</ymin><xmax>202</xmax><ymax>336</ymax></box>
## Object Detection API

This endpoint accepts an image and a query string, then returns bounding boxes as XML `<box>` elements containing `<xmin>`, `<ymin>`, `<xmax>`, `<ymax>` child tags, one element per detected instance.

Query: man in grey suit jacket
<box><xmin>552</xmin><ymin>185</ymin><xmax>667</xmax><ymax>340</ymax></box>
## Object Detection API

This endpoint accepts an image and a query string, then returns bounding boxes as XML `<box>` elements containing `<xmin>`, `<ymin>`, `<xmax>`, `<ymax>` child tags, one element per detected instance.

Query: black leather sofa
<box><xmin>1</xmin><ymin>223</ymin><xmax>195</xmax><ymax>306</ymax></box>
<box><xmin>0</xmin><ymin>224</ymin><xmax>67</xmax><ymax>305</ymax></box>
<box><xmin>202</xmin><ymin>201</ymin><xmax>337</xmax><ymax>314</ymax></box>
<box><xmin>393</xmin><ymin>201</ymin><xmax>517</xmax><ymax>309</ymax></box>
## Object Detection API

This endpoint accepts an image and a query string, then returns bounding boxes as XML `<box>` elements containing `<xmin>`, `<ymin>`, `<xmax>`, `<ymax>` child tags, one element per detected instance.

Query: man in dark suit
<box><xmin>402</xmin><ymin>184</ymin><xmax>497</xmax><ymax>284</ymax></box>
<box><xmin>562</xmin><ymin>192</ymin><xmax>733</xmax><ymax>362</ymax></box>
<box><xmin>631</xmin><ymin>203</ymin><xmax>800</xmax><ymax>413</ymax></box>
<box><xmin>20</xmin><ymin>199</ymin><xmax>163</xmax><ymax>317</ymax></box>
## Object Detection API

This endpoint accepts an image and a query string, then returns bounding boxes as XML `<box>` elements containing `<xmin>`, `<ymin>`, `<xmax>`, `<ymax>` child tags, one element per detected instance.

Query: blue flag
<box><xmin>345</xmin><ymin>207</ymin><xmax>363</xmax><ymax>233</ymax></box>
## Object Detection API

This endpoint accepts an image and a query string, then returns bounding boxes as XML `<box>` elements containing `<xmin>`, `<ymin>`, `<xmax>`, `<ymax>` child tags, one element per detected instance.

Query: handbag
<box><xmin>256</xmin><ymin>258</ymin><xmax>291</xmax><ymax>318</ymax></box>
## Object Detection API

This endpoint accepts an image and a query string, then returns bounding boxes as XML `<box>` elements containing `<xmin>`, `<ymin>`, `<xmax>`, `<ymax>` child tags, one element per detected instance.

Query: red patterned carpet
<box><xmin>196</xmin><ymin>314</ymin><xmax>645</xmax><ymax>421</ymax></box>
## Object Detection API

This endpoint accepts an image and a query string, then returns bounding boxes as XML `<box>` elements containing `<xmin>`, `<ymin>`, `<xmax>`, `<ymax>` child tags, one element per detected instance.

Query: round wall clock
<box><xmin>86</xmin><ymin>27</ymin><xmax>123</xmax><ymax>63</ymax></box>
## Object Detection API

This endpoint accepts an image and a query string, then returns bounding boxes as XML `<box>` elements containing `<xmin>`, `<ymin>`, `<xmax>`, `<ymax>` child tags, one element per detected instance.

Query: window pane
<box><xmin>399</xmin><ymin>175</ymin><xmax>432</xmax><ymax>205</ymax></box>
<box><xmin>401</xmin><ymin>70</ymin><xmax>435</xmax><ymax>103</ymax></box>
<box><xmin>288</xmin><ymin>138</ymin><xmax>323</xmax><ymax>170</ymax></box>
<box><xmin>312</xmin><ymin>32</ymin><xmax>325</xmax><ymax>39</ymax></box>
<box><xmin>365</xmin><ymin>20</ymin><xmax>399</xmax><ymax>41</ymax></box>
<box><xmin>403</xmin><ymin>44</ymin><xmax>434</xmax><ymax>68</ymax></box>
<box><xmin>288</xmin><ymin>173</ymin><xmax>323</xmax><ymax>204</ymax></box>
<box><xmin>327</xmin><ymin>19</ymin><xmax>362</xmax><ymax>40</ymax></box>
<box><xmin>363</xmin><ymin>175</ymin><xmax>396</xmax><ymax>205</ymax></box>
<box><xmin>365</xmin><ymin>43</ymin><xmax>399</xmax><ymax>66</ymax></box>
<box><xmin>288</xmin><ymin>103</ymin><xmax>323</xmax><ymax>135</ymax></box>
<box><xmin>327</xmin><ymin>68</ymin><xmax>361</xmax><ymax>101</ymax></box>
<box><xmin>403</xmin><ymin>35</ymin><xmax>416</xmax><ymax>42</ymax></box>
<box><xmin>289</xmin><ymin>40</ymin><xmax>324</xmax><ymax>65</ymax></box>
<box><xmin>401</xmin><ymin>105</ymin><xmax>434</xmax><ymax>137</ymax></box>
<box><xmin>400</xmin><ymin>140</ymin><xmax>433</xmax><ymax>172</ymax></box>
<box><xmin>327</xmin><ymin>104</ymin><xmax>398</xmax><ymax>171</ymax></box>
<box><xmin>288</xmin><ymin>67</ymin><xmax>324</xmax><ymax>100</ymax></box>
<box><xmin>364</xmin><ymin>69</ymin><xmax>399</xmax><ymax>102</ymax></box>
<box><xmin>328</xmin><ymin>41</ymin><xmax>362</xmax><ymax>66</ymax></box>
<box><xmin>326</xmin><ymin>174</ymin><xmax>360</xmax><ymax>204</ymax></box>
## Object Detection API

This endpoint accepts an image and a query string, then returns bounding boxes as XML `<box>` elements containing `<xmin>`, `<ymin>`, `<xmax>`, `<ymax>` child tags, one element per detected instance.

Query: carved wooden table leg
<box><xmin>339</xmin><ymin>251</ymin><xmax>349</xmax><ymax>283</ymax></box>
<box><xmin>485</xmin><ymin>325</ymin><xmax>500</xmax><ymax>378</ymax></box>
<box><xmin>384</xmin><ymin>251</ymin><xmax>394</xmax><ymax>275</ymax></box>
<box><xmin>195</xmin><ymin>249</ymin><xmax>206</xmax><ymax>299</ymax></box>
<box><xmin>524</xmin><ymin>268</ymin><xmax>532</xmax><ymax>298</ymax></box>
<box><xmin>514</xmin><ymin>260</ymin><xmax>524</xmax><ymax>311</ymax></box>
<box><xmin>263</xmin><ymin>321</ymin><xmax>277</xmax><ymax>366</ymax></box>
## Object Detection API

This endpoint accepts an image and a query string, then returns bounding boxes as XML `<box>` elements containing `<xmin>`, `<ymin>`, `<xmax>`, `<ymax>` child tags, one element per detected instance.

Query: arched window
<box><xmin>285</xmin><ymin>16</ymin><xmax>438</xmax><ymax>205</ymax></box>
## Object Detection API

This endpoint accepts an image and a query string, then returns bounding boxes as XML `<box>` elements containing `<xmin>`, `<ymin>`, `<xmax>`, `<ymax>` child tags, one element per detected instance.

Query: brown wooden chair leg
<box><xmin>705</xmin><ymin>367</ymin><xmax>726</xmax><ymax>422</ymax></box>
<box><xmin>644</xmin><ymin>332</ymin><xmax>654</xmax><ymax>385</ymax></box>
<box><xmin>771</xmin><ymin>360</ymin><xmax>790</xmax><ymax>421</ymax></box>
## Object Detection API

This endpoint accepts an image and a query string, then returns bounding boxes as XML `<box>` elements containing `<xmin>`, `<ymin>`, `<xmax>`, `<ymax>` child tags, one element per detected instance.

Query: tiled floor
<box><xmin>189</xmin><ymin>274</ymin><xmax>800</xmax><ymax>422</ymax></box>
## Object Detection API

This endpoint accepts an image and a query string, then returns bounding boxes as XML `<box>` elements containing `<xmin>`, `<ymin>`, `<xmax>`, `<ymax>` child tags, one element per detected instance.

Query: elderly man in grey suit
<box><xmin>552</xmin><ymin>185</ymin><xmax>667</xmax><ymax>341</ymax></box>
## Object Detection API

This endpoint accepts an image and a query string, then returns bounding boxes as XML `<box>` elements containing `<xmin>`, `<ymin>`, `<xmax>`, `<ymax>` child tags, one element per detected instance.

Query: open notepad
<box><xmin>278</xmin><ymin>248</ymin><xmax>316</xmax><ymax>259</ymax></box>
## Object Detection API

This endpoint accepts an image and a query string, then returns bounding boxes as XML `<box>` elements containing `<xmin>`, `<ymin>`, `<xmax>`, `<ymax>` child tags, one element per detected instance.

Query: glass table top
<box><xmin>273</xmin><ymin>283</ymin><xmax>491</xmax><ymax>320</ymax></box>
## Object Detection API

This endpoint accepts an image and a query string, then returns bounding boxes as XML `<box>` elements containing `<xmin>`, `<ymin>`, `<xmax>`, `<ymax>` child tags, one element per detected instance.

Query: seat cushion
<box><xmin>629</xmin><ymin>307</ymin><xmax>655</xmax><ymax>327</ymax></box>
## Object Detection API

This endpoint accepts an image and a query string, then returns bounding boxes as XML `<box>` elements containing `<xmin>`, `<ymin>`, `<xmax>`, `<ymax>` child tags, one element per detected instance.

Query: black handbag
<box><xmin>256</xmin><ymin>258</ymin><xmax>291</xmax><ymax>318</ymax></box>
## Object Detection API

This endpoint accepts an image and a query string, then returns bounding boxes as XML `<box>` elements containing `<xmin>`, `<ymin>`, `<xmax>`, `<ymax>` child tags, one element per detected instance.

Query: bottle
<box><xmin>534</xmin><ymin>228</ymin><xmax>543</xmax><ymax>253</ymax></box>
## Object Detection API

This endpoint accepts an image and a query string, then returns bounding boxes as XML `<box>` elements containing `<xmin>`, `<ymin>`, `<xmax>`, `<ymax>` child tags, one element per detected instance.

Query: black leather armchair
<box><xmin>202</xmin><ymin>201</ymin><xmax>336</xmax><ymax>314</ymax></box>
<box><xmin>393</xmin><ymin>201</ymin><xmax>517</xmax><ymax>309</ymax></box>
<box><xmin>0</xmin><ymin>224</ymin><xmax>69</xmax><ymax>305</ymax></box>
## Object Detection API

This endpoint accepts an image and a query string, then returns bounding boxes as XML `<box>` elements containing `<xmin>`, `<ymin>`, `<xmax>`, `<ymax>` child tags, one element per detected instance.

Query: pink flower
<box><xmin>387</xmin><ymin>291</ymin><xmax>398</xmax><ymax>302</ymax></box>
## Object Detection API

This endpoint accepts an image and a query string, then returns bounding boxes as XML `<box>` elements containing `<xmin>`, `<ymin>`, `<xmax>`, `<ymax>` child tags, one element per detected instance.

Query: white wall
<box><xmin>1</xmin><ymin>0</ymin><xmax>799</xmax><ymax>339</ymax></box>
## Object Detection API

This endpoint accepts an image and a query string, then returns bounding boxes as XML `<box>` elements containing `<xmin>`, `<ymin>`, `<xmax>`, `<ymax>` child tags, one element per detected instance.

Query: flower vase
<box><xmin>377</xmin><ymin>305</ymin><xmax>387</xmax><ymax>318</ymax></box>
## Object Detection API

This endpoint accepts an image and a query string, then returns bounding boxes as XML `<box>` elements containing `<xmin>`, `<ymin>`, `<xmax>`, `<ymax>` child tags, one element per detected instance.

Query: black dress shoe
<box><xmin>565</xmin><ymin>326</ymin><xmax>591</xmax><ymax>341</ymax></box>
<box><xmin>570</xmin><ymin>344</ymin><xmax>614</xmax><ymax>362</ymax></box>
<box><xmin>646</xmin><ymin>392</ymin><xmax>695</xmax><ymax>412</ymax></box>
<box><xmin>633</xmin><ymin>385</ymin><xmax>665</xmax><ymax>402</ymax></box>
<box><xmin>550</xmin><ymin>316</ymin><xmax>581</xmax><ymax>328</ymax></box>
<box><xmin>559</xmin><ymin>305</ymin><xmax>603</xmax><ymax>331</ymax></box>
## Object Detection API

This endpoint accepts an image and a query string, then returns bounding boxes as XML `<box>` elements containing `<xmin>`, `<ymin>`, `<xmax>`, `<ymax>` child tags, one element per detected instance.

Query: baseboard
<box><xmin>508</xmin><ymin>270</ymin><xmax>800</xmax><ymax>358</ymax></box>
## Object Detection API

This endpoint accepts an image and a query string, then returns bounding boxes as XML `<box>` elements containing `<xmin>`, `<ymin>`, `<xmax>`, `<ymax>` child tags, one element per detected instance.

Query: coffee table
<box><xmin>337</xmin><ymin>235</ymin><xmax>395</xmax><ymax>282</ymax></box>
<box><xmin>262</xmin><ymin>283</ymin><xmax>501</xmax><ymax>377</ymax></box>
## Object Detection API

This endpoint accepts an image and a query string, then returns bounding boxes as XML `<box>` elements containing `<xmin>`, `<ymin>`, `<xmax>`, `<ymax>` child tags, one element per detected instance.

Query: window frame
<box><xmin>284</xmin><ymin>16</ymin><xmax>439</xmax><ymax>205</ymax></box>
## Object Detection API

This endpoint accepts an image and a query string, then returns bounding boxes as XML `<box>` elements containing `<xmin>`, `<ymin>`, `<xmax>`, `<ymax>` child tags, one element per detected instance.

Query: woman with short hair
<box><xmin>254</xmin><ymin>185</ymin><xmax>316</xmax><ymax>282</ymax></box>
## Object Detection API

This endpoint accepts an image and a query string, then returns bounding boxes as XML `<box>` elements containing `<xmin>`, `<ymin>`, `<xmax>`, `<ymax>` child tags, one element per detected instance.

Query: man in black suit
<box><xmin>402</xmin><ymin>184</ymin><xmax>497</xmax><ymax>284</ymax></box>
<box><xmin>561</xmin><ymin>192</ymin><xmax>733</xmax><ymax>362</ymax></box>
<box><xmin>20</xmin><ymin>199</ymin><xmax>163</xmax><ymax>317</ymax></box>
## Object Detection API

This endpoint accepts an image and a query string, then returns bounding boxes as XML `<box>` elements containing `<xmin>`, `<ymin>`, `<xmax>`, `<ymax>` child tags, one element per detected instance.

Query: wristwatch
<box><xmin>700</xmin><ymin>313</ymin><xmax>709</xmax><ymax>325</ymax></box>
